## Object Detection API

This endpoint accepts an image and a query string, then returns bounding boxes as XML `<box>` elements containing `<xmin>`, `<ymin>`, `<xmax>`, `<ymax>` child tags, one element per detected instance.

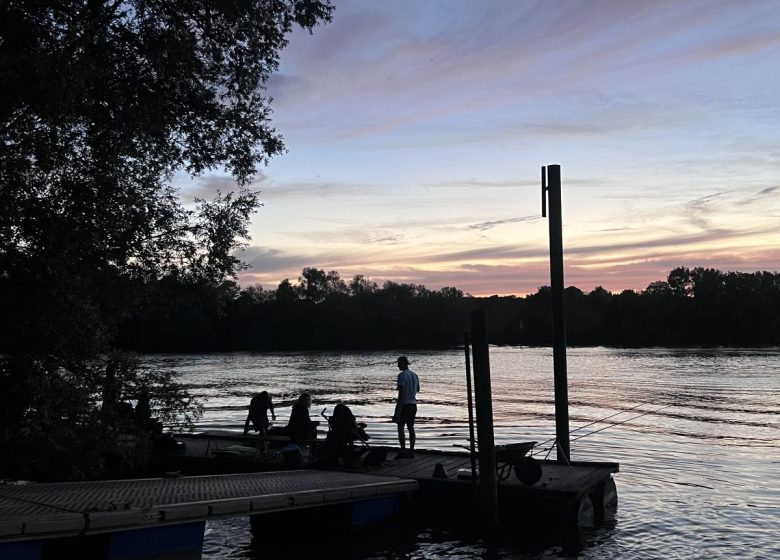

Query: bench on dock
<box><xmin>196</xmin><ymin>431</ymin><xmax>289</xmax><ymax>455</ymax></box>
<box><xmin>186</xmin><ymin>430</ymin><xmax>322</xmax><ymax>460</ymax></box>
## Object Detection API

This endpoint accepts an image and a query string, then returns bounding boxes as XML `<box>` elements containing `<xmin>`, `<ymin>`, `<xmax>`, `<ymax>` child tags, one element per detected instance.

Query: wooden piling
<box><xmin>543</xmin><ymin>164</ymin><xmax>571</xmax><ymax>463</ymax></box>
<box><xmin>469</xmin><ymin>308</ymin><xmax>499</xmax><ymax>528</ymax></box>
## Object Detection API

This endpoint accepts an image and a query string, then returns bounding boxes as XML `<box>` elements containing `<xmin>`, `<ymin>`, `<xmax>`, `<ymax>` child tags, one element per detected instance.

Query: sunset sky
<box><xmin>178</xmin><ymin>0</ymin><xmax>780</xmax><ymax>296</ymax></box>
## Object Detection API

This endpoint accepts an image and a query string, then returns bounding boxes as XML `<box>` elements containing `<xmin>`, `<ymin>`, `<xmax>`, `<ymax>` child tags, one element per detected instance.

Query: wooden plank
<box><xmin>403</xmin><ymin>455</ymin><xmax>448</xmax><ymax>479</ymax></box>
<box><xmin>379</xmin><ymin>456</ymin><xmax>438</xmax><ymax>478</ymax></box>
<box><xmin>554</xmin><ymin>466</ymin><xmax>613</xmax><ymax>497</ymax></box>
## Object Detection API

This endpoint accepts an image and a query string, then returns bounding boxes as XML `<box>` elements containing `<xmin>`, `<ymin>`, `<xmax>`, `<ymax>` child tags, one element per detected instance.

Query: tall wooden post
<box><xmin>470</xmin><ymin>308</ymin><xmax>499</xmax><ymax>528</ymax></box>
<box><xmin>543</xmin><ymin>164</ymin><xmax>571</xmax><ymax>463</ymax></box>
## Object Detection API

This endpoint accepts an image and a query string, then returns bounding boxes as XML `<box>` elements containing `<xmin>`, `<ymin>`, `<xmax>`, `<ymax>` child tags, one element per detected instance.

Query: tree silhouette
<box><xmin>118</xmin><ymin>267</ymin><xmax>780</xmax><ymax>353</ymax></box>
<box><xmin>0</xmin><ymin>0</ymin><xmax>334</xmax><ymax>481</ymax></box>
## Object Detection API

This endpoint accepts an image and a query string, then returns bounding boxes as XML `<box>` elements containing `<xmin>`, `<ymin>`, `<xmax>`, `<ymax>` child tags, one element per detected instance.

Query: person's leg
<box><xmin>408</xmin><ymin>404</ymin><xmax>417</xmax><ymax>455</ymax></box>
<box><xmin>397</xmin><ymin>423</ymin><xmax>406</xmax><ymax>450</ymax></box>
<box><xmin>259</xmin><ymin>424</ymin><xmax>269</xmax><ymax>453</ymax></box>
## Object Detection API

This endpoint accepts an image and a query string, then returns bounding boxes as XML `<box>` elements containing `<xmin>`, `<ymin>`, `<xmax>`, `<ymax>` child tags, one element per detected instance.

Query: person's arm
<box><xmin>270</xmin><ymin>399</ymin><xmax>276</xmax><ymax>420</ymax></box>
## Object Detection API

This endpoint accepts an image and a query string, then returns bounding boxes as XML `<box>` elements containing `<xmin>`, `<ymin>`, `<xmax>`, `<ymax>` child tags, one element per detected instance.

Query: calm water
<box><xmin>142</xmin><ymin>347</ymin><xmax>780</xmax><ymax>559</ymax></box>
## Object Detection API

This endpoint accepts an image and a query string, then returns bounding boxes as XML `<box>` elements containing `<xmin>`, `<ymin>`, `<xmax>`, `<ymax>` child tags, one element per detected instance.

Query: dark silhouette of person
<box><xmin>243</xmin><ymin>391</ymin><xmax>276</xmax><ymax>435</ymax></box>
<box><xmin>394</xmin><ymin>356</ymin><xmax>419</xmax><ymax>458</ymax></box>
<box><xmin>322</xmin><ymin>403</ymin><xmax>368</xmax><ymax>467</ymax></box>
<box><xmin>287</xmin><ymin>392</ymin><xmax>319</xmax><ymax>442</ymax></box>
<box><xmin>134</xmin><ymin>389</ymin><xmax>162</xmax><ymax>434</ymax></box>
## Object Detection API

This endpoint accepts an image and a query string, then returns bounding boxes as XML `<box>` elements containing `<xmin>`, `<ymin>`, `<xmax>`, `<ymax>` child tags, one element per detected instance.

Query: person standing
<box><xmin>394</xmin><ymin>356</ymin><xmax>419</xmax><ymax>458</ymax></box>
<box><xmin>243</xmin><ymin>391</ymin><xmax>276</xmax><ymax>436</ymax></box>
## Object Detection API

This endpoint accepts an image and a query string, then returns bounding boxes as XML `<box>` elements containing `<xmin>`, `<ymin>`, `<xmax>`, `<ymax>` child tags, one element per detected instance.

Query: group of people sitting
<box><xmin>243</xmin><ymin>390</ymin><xmax>320</xmax><ymax>442</ymax></box>
<box><xmin>243</xmin><ymin>391</ymin><xmax>369</xmax><ymax>466</ymax></box>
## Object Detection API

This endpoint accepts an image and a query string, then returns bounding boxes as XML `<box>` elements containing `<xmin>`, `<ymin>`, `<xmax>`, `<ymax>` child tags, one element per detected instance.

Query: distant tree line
<box><xmin>116</xmin><ymin>266</ymin><xmax>780</xmax><ymax>352</ymax></box>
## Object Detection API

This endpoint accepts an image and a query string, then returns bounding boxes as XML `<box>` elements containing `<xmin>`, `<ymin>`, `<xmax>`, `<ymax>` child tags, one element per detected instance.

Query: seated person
<box><xmin>321</xmin><ymin>403</ymin><xmax>369</xmax><ymax>467</ymax></box>
<box><xmin>286</xmin><ymin>392</ymin><xmax>319</xmax><ymax>442</ymax></box>
<box><xmin>134</xmin><ymin>390</ymin><xmax>163</xmax><ymax>435</ymax></box>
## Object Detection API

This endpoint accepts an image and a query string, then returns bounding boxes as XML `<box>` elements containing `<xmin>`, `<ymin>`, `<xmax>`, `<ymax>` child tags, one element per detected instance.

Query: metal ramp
<box><xmin>0</xmin><ymin>470</ymin><xmax>418</xmax><ymax>541</ymax></box>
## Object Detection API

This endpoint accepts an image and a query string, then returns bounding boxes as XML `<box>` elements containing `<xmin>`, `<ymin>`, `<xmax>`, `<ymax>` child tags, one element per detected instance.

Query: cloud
<box><xmin>569</xmin><ymin>226</ymin><xmax>780</xmax><ymax>258</ymax></box>
<box><xmin>269</xmin><ymin>0</ymin><xmax>780</xmax><ymax>143</ymax></box>
<box><xmin>260</xmin><ymin>180</ymin><xmax>367</xmax><ymax>200</ymax></box>
<box><xmin>238</xmin><ymin>247</ymin><xmax>313</xmax><ymax>275</ymax></box>
<box><xmin>467</xmin><ymin>216</ymin><xmax>539</xmax><ymax>232</ymax></box>
<box><xmin>736</xmin><ymin>185</ymin><xmax>780</xmax><ymax>207</ymax></box>
<box><xmin>233</xmin><ymin>0</ymin><xmax>780</xmax><ymax>295</ymax></box>
<box><xmin>235</xmin><ymin>236</ymin><xmax>780</xmax><ymax>297</ymax></box>
<box><xmin>303</xmin><ymin>228</ymin><xmax>409</xmax><ymax>246</ymax></box>
<box><xmin>177</xmin><ymin>173</ymin><xmax>266</xmax><ymax>203</ymax></box>
<box><xmin>683</xmin><ymin>192</ymin><xmax>727</xmax><ymax>229</ymax></box>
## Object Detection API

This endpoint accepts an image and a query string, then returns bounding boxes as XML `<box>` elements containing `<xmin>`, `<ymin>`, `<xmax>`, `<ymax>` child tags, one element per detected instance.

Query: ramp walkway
<box><xmin>0</xmin><ymin>470</ymin><xmax>418</xmax><ymax>542</ymax></box>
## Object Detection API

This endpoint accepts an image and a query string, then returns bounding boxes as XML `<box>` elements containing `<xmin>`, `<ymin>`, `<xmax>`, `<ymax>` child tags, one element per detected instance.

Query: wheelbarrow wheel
<box><xmin>514</xmin><ymin>456</ymin><xmax>542</xmax><ymax>485</ymax></box>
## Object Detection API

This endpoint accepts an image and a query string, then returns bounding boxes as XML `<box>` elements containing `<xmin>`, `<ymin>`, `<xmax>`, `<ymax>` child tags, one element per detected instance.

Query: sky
<box><xmin>177</xmin><ymin>0</ymin><xmax>780</xmax><ymax>296</ymax></box>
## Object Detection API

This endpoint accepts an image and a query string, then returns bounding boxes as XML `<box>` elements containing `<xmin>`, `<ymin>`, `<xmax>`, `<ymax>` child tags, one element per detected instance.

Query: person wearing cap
<box><xmin>394</xmin><ymin>355</ymin><xmax>419</xmax><ymax>458</ymax></box>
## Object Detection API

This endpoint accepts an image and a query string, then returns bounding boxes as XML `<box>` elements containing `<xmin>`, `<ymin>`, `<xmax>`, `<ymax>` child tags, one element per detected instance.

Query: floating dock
<box><xmin>0</xmin><ymin>470</ymin><xmax>417</xmax><ymax>559</ymax></box>
<box><xmin>1</xmin><ymin>442</ymin><xmax>618</xmax><ymax>559</ymax></box>
<box><xmin>162</xmin><ymin>432</ymin><xmax>618</xmax><ymax>534</ymax></box>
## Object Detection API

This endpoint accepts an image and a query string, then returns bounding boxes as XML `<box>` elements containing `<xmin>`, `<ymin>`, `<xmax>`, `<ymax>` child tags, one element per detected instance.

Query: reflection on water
<box><xmin>143</xmin><ymin>347</ymin><xmax>780</xmax><ymax>559</ymax></box>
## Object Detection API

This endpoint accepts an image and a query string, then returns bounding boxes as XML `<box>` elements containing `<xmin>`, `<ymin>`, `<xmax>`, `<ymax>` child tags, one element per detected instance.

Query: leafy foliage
<box><xmin>0</xmin><ymin>0</ymin><xmax>333</xmax><ymax>481</ymax></box>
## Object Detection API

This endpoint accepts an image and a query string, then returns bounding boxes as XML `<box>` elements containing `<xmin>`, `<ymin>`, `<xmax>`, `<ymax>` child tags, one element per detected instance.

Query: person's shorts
<box><xmin>399</xmin><ymin>404</ymin><xmax>417</xmax><ymax>425</ymax></box>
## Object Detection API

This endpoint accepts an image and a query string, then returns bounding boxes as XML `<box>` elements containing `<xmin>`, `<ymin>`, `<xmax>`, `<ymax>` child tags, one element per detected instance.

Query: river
<box><xmin>141</xmin><ymin>347</ymin><xmax>780</xmax><ymax>559</ymax></box>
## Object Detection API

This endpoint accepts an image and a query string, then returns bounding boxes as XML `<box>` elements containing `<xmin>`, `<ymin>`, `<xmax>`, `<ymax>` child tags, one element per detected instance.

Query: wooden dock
<box><xmin>0</xmin><ymin>432</ymin><xmax>618</xmax><ymax>559</ymax></box>
<box><xmin>161</xmin><ymin>432</ymin><xmax>619</xmax><ymax>534</ymax></box>
<box><xmin>0</xmin><ymin>470</ymin><xmax>417</xmax><ymax>541</ymax></box>
<box><xmin>326</xmin><ymin>448</ymin><xmax>619</xmax><ymax>535</ymax></box>
<box><xmin>0</xmin><ymin>470</ymin><xmax>417</xmax><ymax>559</ymax></box>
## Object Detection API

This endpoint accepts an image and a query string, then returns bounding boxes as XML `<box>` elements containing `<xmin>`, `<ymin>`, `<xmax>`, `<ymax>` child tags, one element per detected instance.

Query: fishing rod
<box><xmin>458</xmin><ymin>398</ymin><xmax>674</xmax><ymax>457</ymax></box>
<box><xmin>534</xmin><ymin>398</ymin><xmax>670</xmax><ymax>451</ymax></box>
<box><xmin>535</xmin><ymin>401</ymin><xmax>675</xmax><ymax>459</ymax></box>
<box><xmin>569</xmin><ymin>403</ymin><xmax>674</xmax><ymax>443</ymax></box>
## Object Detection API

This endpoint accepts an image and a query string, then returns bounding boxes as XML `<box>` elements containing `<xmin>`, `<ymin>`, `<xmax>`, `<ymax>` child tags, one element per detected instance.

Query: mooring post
<box><xmin>469</xmin><ymin>308</ymin><xmax>499</xmax><ymax>528</ymax></box>
<box><xmin>543</xmin><ymin>164</ymin><xmax>571</xmax><ymax>463</ymax></box>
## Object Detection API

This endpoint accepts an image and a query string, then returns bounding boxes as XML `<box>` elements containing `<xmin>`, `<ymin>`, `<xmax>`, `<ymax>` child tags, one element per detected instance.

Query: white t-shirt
<box><xmin>396</xmin><ymin>369</ymin><xmax>420</xmax><ymax>404</ymax></box>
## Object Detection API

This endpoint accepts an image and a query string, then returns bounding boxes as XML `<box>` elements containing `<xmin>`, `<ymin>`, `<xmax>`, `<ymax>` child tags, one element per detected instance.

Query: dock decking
<box><xmin>166</xmin><ymin>433</ymin><xmax>617</xmax><ymax>502</ymax></box>
<box><xmin>0</xmin><ymin>470</ymin><xmax>418</xmax><ymax>542</ymax></box>
<box><xmin>0</xmin><ymin>431</ymin><xmax>618</xmax><ymax>553</ymax></box>
<box><xmin>161</xmin><ymin>432</ymin><xmax>618</xmax><ymax>532</ymax></box>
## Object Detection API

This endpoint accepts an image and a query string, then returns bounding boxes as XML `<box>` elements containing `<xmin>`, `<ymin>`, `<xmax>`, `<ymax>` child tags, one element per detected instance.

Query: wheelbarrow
<box><xmin>495</xmin><ymin>441</ymin><xmax>542</xmax><ymax>485</ymax></box>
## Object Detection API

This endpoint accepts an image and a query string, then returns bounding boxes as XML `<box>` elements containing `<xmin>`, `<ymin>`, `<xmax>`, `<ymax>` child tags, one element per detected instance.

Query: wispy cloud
<box><xmin>260</xmin><ymin>180</ymin><xmax>368</xmax><ymax>200</ymax></box>
<box><xmin>467</xmin><ymin>216</ymin><xmax>538</xmax><ymax>232</ymax></box>
<box><xmin>178</xmin><ymin>173</ymin><xmax>262</xmax><ymax>202</ymax></box>
<box><xmin>737</xmin><ymin>185</ymin><xmax>780</xmax><ymax>207</ymax></box>
<box><xmin>683</xmin><ymin>192</ymin><xmax>727</xmax><ymax>229</ymax></box>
